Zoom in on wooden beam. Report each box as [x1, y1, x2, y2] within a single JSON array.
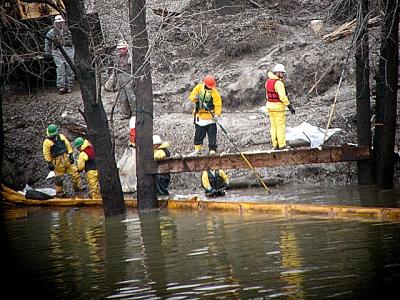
[[151, 146, 370, 174]]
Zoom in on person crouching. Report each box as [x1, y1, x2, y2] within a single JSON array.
[[201, 169, 230, 197]]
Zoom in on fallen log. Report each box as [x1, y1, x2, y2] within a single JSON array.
[[322, 16, 380, 42]]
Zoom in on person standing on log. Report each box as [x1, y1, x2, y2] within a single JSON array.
[[265, 63, 295, 150], [189, 75, 222, 156]]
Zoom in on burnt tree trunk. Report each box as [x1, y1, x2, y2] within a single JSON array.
[[374, 0, 399, 189], [129, 0, 157, 210], [64, 0, 126, 216], [0, 70, 4, 186], [0, 20, 6, 187], [355, 0, 374, 184], [374, 51, 385, 184]]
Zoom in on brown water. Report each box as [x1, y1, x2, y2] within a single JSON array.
[[2, 199, 400, 299]]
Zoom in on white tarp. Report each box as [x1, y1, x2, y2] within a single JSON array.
[[286, 122, 342, 148], [19, 184, 56, 196], [117, 146, 137, 192]]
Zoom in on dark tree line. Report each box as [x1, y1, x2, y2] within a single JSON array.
[[355, 0, 398, 189]]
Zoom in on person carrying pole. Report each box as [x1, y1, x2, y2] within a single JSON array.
[[201, 106, 271, 193], [265, 63, 295, 150], [189, 75, 222, 156], [73, 137, 101, 199], [42, 124, 82, 197], [201, 169, 230, 197]]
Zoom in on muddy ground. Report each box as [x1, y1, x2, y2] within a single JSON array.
[[2, 0, 399, 194]]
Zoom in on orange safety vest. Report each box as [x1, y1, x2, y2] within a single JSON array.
[[265, 79, 281, 102]]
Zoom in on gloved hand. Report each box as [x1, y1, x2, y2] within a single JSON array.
[[213, 115, 220, 122], [288, 104, 295, 115], [48, 162, 55, 171], [206, 187, 216, 194], [44, 52, 52, 59], [68, 153, 75, 164]]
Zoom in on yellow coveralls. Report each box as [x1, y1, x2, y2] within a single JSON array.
[[201, 169, 229, 191], [76, 139, 100, 199], [43, 133, 82, 195], [154, 142, 171, 195], [265, 71, 291, 149]]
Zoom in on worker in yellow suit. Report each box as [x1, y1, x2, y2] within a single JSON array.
[[153, 134, 171, 195], [201, 169, 230, 197], [42, 124, 82, 197], [189, 75, 222, 155], [74, 137, 101, 199], [265, 63, 295, 150]]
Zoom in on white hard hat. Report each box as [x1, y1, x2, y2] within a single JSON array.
[[54, 15, 65, 23], [117, 40, 128, 49], [153, 135, 162, 145], [273, 63, 287, 73]]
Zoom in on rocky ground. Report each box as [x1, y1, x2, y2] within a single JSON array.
[[2, 0, 399, 195]]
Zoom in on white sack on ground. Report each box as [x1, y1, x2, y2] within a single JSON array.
[[117, 146, 137, 192], [286, 122, 341, 148]]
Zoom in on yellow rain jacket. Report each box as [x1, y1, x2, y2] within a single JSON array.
[[201, 169, 229, 191], [77, 139, 100, 199], [265, 71, 290, 112], [154, 142, 170, 160], [42, 133, 81, 194], [189, 83, 222, 120], [42, 133, 73, 162]]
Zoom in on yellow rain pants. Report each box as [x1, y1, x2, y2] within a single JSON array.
[[54, 153, 82, 194], [86, 170, 100, 199], [268, 111, 287, 149]]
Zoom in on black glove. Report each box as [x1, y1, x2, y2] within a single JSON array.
[[48, 162, 55, 171], [288, 104, 295, 115], [68, 153, 75, 164]]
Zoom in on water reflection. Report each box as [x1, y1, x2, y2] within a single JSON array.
[[2, 207, 400, 299]]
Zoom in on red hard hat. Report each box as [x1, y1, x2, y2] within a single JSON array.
[[204, 75, 216, 88]]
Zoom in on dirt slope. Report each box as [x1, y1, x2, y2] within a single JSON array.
[[2, 0, 399, 194]]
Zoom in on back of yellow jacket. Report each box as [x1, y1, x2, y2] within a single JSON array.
[[42, 133, 73, 162]]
